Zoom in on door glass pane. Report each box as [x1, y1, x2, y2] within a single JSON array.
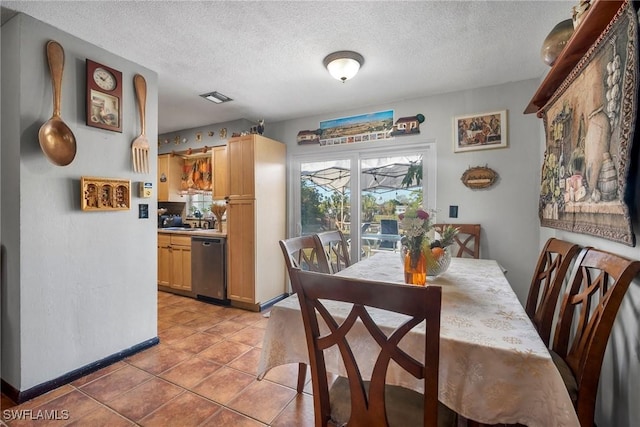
[[300, 159, 351, 236], [360, 155, 423, 259]]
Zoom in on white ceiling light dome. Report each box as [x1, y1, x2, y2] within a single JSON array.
[[323, 51, 365, 82]]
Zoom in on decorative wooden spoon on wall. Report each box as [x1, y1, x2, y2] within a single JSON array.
[[38, 40, 77, 166]]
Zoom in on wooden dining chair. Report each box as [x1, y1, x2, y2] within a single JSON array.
[[289, 268, 457, 427], [279, 235, 331, 393], [434, 224, 481, 258], [315, 230, 351, 273], [550, 248, 640, 427], [279, 235, 331, 276], [525, 238, 581, 346]]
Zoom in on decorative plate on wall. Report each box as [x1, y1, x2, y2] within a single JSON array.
[[461, 166, 498, 189]]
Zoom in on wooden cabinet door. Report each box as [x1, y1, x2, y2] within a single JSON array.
[[227, 199, 256, 303], [227, 135, 255, 199], [212, 145, 228, 199], [158, 154, 170, 201], [170, 244, 192, 291], [158, 154, 184, 202], [158, 246, 171, 287]]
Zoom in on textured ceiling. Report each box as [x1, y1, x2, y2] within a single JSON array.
[[1, 1, 574, 134]]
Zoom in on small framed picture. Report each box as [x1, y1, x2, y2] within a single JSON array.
[[454, 110, 507, 153]]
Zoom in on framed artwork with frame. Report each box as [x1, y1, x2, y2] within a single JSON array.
[[454, 110, 507, 153], [86, 59, 122, 132]]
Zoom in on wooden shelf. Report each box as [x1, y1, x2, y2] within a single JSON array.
[[524, 0, 625, 115]]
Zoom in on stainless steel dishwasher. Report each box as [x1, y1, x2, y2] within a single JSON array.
[[191, 237, 227, 304]]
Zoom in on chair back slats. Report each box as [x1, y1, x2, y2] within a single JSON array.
[[434, 224, 481, 258], [315, 230, 351, 273], [279, 236, 331, 278], [551, 247, 640, 427], [289, 268, 442, 427], [525, 238, 581, 346]]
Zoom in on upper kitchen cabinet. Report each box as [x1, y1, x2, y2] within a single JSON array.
[[227, 135, 256, 199], [158, 154, 183, 202], [212, 145, 228, 200]]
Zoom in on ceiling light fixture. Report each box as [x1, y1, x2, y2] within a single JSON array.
[[200, 91, 233, 104], [323, 50, 364, 82]]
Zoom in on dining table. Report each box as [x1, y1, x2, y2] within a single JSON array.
[[257, 251, 580, 427]]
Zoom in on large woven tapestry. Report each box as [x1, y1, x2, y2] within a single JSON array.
[[539, 1, 638, 246]]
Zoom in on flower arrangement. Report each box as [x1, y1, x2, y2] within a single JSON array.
[[398, 207, 459, 274]]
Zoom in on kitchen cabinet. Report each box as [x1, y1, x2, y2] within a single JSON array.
[[227, 135, 255, 199], [158, 233, 192, 293], [158, 154, 183, 202], [225, 135, 286, 310], [212, 145, 228, 199]]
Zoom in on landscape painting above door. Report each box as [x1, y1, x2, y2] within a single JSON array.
[[539, 1, 637, 246]]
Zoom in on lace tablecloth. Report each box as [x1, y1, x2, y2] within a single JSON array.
[[257, 252, 579, 426]]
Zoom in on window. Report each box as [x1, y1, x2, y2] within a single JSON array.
[[291, 140, 436, 261]]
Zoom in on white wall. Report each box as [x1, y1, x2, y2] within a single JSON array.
[[1, 14, 158, 391], [270, 79, 543, 302]]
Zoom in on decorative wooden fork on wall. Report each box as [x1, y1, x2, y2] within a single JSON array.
[[131, 74, 149, 173]]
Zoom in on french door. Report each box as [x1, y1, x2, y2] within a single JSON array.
[[291, 141, 435, 261]]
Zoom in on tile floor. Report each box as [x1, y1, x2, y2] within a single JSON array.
[[1, 291, 315, 426]]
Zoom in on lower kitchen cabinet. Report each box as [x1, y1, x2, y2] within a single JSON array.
[[158, 233, 192, 293]]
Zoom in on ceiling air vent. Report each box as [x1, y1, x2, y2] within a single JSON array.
[[200, 91, 233, 104]]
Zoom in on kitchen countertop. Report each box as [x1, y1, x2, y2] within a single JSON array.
[[158, 229, 227, 238]]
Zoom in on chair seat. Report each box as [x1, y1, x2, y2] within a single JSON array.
[[329, 376, 457, 427], [550, 350, 578, 404]]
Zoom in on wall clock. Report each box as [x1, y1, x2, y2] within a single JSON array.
[[86, 59, 122, 132]]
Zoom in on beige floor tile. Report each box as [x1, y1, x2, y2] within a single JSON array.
[[226, 348, 262, 375], [79, 365, 153, 403], [226, 379, 297, 424], [138, 391, 220, 427], [203, 320, 247, 338], [125, 346, 192, 375], [190, 367, 255, 405], [228, 326, 266, 348], [270, 392, 316, 427], [263, 363, 309, 390], [159, 357, 223, 389], [203, 407, 267, 426], [197, 339, 252, 365], [106, 378, 184, 421], [167, 332, 223, 354], [65, 405, 134, 427]]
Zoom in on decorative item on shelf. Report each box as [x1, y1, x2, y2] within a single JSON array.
[[398, 207, 459, 285], [81, 177, 130, 211], [461, 165, 499, 189], [210, 203, 226, 232], [390, 114, 424, 136], [201, 145, 209, 154], [257, 119, 265, 135], [541, 19, 574, 66], [572, 0, 591, 29], [231, 132, 241, 138]]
